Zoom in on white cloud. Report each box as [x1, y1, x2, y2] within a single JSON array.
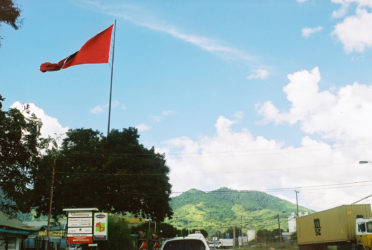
[[161, 114, 372, 211], [247, 69, 269, 80], [331, 0, 372, 18], [333, 8, 372, 52], [297, 0, 308, 3], [91, 105, 104, 114], [302, 26, 323, 38], [257, 67, 372, 143], [331, 1, 372, 52], [136, 123, 151, 132], [82, 0, 264, 68], [90, 100, 123, 114], [160, 67, 372, 211], [11, 102, 68, 146]]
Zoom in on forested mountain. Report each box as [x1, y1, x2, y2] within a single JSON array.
[[167, 188, 312, 235]]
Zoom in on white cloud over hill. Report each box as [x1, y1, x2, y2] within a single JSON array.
[[162, 67, 372, 211]]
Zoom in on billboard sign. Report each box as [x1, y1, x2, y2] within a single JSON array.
[[66, 210, 94, 244], [94, 212, 108, 240]]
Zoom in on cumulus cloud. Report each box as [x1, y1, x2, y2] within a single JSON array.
[[161, 114, 372, 211], [302, 26, 323, 38], [247, 69, 269, 80], [11, 102, 68, 145], [257, 67, 372, 143], [161, 67, 372, 211], [332, 1, 372, 52]]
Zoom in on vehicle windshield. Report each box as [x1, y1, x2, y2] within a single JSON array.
[[163, 239, 206, 250], [367, 221, 372, 233]]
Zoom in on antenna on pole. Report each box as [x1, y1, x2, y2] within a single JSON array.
[[107, 20, 116, 136]]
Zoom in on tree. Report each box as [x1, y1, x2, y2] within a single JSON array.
[[0, 95, 44, 215], [31, 128, 173, 221], [257, 229, 273, 242], [99, 215, 134, 250], [0, 0, 21, 46]]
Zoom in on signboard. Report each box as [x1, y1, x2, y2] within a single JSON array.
[[68, 217, 93, 227], [38, 231, 66, 237], [94, 212, 108, 240], [67, 236, 93, 244], [68, 212, 92, 218], [66, 210, 95, 244], [68, 228, 93, 234]]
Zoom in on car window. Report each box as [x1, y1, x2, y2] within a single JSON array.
[[367, 221, 372, 233], [163, 239, 206, 250], [358, 223, 366, 233]]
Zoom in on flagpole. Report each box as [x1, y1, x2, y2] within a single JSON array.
[[107, 19, 116, 136]]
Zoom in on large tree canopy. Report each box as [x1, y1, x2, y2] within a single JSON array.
[[0, 0, 21, 46], [0, 96, 172, 221], [32, 128, 173, 221], [0, 95, 43, 214]]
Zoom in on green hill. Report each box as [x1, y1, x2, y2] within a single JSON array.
[[167, 187, 312, 235]]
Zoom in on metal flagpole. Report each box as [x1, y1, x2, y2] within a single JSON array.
[[107, 20, 117, 136]]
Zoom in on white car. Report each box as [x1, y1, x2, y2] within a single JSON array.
[[161, 233, 210, 250]]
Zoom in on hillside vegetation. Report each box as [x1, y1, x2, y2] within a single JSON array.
[[167, 187, 312, 235]]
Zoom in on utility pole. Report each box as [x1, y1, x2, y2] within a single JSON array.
[[46, 154, 56, 250], [295, 190, 299, 217], [277, 214, 281, 242], [233, 226, 236, 247], [240, 216, 243, 248]]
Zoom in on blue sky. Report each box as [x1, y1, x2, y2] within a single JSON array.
[[2, 0, 372, 211]]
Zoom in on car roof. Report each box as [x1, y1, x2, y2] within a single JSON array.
[[161, 234, 210, 250]]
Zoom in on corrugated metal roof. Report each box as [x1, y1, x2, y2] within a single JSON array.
[[0, 211, 36, 232]]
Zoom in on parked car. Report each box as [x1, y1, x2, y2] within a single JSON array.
[[208, 240, 221, 249], [161, 233, 210, 250]]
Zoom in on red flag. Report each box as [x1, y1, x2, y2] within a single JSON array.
[[40, 25, 113, 72]]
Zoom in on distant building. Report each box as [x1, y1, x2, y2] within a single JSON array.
[[247, 230, 255, 242], [288, 211, 308, 233], [0, 211, 37, 249]]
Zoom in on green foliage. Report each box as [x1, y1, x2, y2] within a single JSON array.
[[99, 215, 134, 250], [0, 95, 45, 215], [256, 229, 273, 241], [32, 128, 172, 221], [0, 0, 21, 45], [168, 187, 312, 235]]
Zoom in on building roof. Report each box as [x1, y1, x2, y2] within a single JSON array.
[[0, 211, 36, 232]]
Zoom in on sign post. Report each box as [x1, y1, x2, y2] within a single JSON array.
[[63, 208, 98, 245]]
